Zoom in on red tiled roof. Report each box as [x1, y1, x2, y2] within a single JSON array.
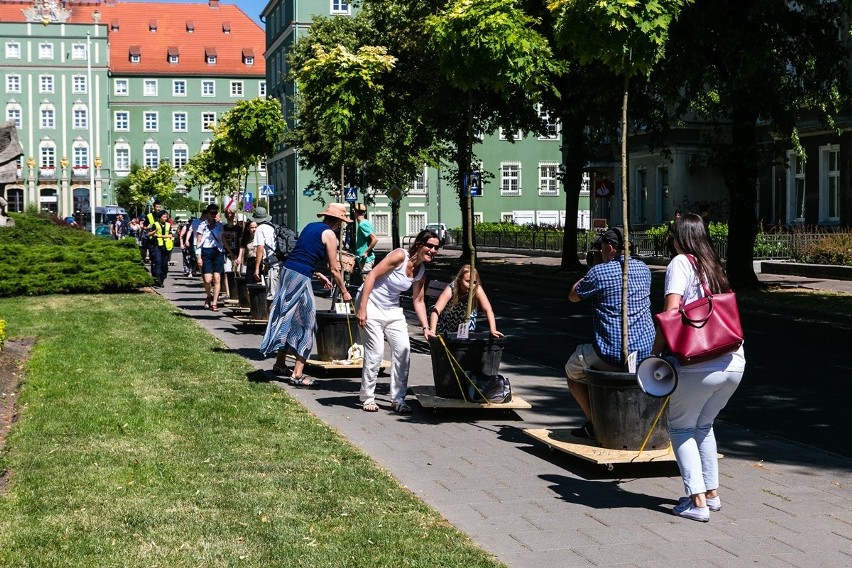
[[0, 1, 265, 77]]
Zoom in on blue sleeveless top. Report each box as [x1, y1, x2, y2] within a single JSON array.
[[284, 221, 328, 277]]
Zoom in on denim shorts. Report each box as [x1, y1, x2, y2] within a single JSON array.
[[201, 247, 225, 275]]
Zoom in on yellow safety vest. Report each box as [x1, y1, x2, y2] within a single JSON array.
[[154, 222, 173, 251]]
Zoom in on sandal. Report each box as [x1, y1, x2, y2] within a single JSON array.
[[394, 401, 412, 414], [289, 375, 317, 388], [210, 304, 218, 312], [203, 295, 212, 309], [271, 364, 293, 377], [362, 402, 380, 412]]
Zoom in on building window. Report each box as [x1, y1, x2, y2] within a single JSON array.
[[820, 144, 840, 222], [144, 111, 159, 132], [131, 53, 141, 63], [40, 145, 56, 168], [114, 111, 129, 131], [6, 75, 21, 93], [538, 163, 559, 196], [5, 42, 21, 59], [41, 107, 55, 129], [39, 43, 54, 59], [245, 55, 254, 65], [173, 112, 187, 132], [144, 146, 159, 169], [6, 106, 22, 128], [206, 48, 217, 65], [173, 146, 189, 169], [39, 75, 54, 94], [73, 145, 89, 167], [499, 128, 522, 141], [72, 43, 87, 60], [537, 104, 559, 140], [202, 80, 215, 97], [72, 75, 87, 94], [115, 147, 130, 171], [201, 112, 216, 130], [500, 162, 521, 195], [501, 213, 514, 223], [409, 165, 427, 194], [787, 150, 806, 223], [73, 107, 88, 129], [259, 81, 266, 97], [173, 80, 186, 96], [230, 81, 243, 97], [115, 80, 128, 96], [144, 79, 158, 96], [331, 0, 351, 15]]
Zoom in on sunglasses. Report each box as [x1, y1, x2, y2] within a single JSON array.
[[422, 242, 440, 251]]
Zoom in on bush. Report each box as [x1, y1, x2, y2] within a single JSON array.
[[798, 232, 852, 266], [0, 213, 153, 296], [0, 319, 5, 351]]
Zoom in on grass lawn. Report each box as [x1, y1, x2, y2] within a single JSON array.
[[0, 292, 503, 568]]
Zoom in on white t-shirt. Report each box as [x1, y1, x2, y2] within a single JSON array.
[[252, 223, 278, 265], [664, 254, 745, 373]]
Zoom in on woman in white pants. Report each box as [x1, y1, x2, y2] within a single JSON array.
[[652, 213, 745, 522], [356, 229, 440, 413]]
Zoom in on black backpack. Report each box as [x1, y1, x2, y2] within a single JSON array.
[[263, 222, 298, 262]]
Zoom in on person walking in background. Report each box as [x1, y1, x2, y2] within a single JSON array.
[[353, 203, 378, 282], [652, 213, 745, 522], [250, 207, 279, 312], [426, 264, 502, 338], [564, 227, 655, 440], [356, 229, 439, 414], [236, 220, 258, 276], [110, 214, 127, 240], [222, 209, 242, 298], [150, 210, 174, 287], [128, 216, 145, 261], [260, 204, 351, 387], [196, 204, 225, 312], [142, 201, 164, 265]]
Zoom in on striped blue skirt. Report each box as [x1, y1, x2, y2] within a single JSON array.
[[259, 268, 315, 359]]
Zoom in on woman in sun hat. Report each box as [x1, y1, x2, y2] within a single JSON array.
[[260, 203, 352, 387]]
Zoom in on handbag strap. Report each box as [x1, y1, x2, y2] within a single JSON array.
[[685, 254, 713, 299]]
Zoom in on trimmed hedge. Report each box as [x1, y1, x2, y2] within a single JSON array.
[[0, 213, 153, 297]]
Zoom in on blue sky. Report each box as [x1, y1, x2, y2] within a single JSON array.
[[142, 0, 266, 28]]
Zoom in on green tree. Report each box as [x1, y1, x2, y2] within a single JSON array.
[[114, 162, 177, 214], [649, 0, 852, 289], [218, 97, 285, 195]]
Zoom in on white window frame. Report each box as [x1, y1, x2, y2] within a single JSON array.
[[173, 145, 189, 169], [259, 81, 266, 97], [501, 212, 514, 223], [72, 143, 89, 168], [537, 104, 560, 140], [538, 162, 559, 196], [39, 42, 54, 60], [201, 112, 217, 131], [787, 150, 806, 223], [244, 55, 254, 65], [40, 143, 56, 169], [39, 75, 54, 94], [173, 80, 186, 96], [207, 54, 217, 65], [114, 79, 129, 96], [169, 54, 179, 64], [406, 212, 427, 236], [230, 81, 244, 97], [6, 104, 22, 128], [114, 111, 129, 132], [499, 127, 522, 141], [143, 79, 158, 96], [40, 106, 55, 129], [130, 53, 141, 64], [819, 144, 840, 223], [409, 165, 428, 195], [5, 42, 21, 59], [173, 112, 188, 132], [6, 74, 21, 94], [72, 75, 87, 94], [472, 212, 483, 224], [144, 144, 160, 169], [500, 162, 522, 196], [143, 111, 159, 132], [114, 145, 131, 172], [72, 43, 87, 60], [331, 0, 351, 15], [72, 106, 88, 129], [202, 80, 215, 97], [371, 212, 390, 236]]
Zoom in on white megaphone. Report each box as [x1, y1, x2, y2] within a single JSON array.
[[636, 356, 678, 398]]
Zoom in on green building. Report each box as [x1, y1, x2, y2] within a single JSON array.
[[261, 0, 591, 236]]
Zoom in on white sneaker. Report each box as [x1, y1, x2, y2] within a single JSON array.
[[673, 499, 710, 522], [678, 495, 721, 512]]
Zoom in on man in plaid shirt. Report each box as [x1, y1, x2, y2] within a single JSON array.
[[565, 227, 654, 439]]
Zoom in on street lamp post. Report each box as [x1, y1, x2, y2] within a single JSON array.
[[87, 31, 96, 234]]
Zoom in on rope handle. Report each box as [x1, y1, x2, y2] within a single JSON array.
[[635, 396, 670, 458], [436, 335, 488, 403]]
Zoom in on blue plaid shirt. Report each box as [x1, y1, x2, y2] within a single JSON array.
[[574, 256, 654, 367]]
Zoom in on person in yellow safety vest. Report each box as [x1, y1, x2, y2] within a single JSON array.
[[141, 201, 164, 265], [149, 210, 173, 288]]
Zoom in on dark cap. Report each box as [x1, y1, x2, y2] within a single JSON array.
[[601, 227, 624, 250]]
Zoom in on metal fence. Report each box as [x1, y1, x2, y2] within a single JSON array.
[[447, 229, 836, 261]]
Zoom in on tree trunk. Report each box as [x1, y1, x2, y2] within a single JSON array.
[[560, 113, 586, 271], [620, 71, 630, 365]]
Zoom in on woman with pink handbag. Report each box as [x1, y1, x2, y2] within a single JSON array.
[[651, 213, 746, 522]]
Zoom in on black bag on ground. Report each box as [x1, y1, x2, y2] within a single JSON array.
[[466, 375, 512, 404]]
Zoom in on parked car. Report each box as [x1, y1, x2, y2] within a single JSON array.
[[425, 223, 448, 244]]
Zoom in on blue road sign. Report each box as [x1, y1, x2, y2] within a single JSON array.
[[260, 184, 275, 196], [243, 192, 253, 212], [303, 188, 315, 197], [344, 186, 358, 203]]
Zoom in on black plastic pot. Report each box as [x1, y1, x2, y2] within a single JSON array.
[[315, 310, 359, 361], [427, 333, 507, 399], [246, 283, 268, 320], [226, 271, 238, 301], [234, 276, 250, 309], [586, 369, 670, 450]]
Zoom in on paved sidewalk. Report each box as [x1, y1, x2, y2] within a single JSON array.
[[159, 269, 852, 568]]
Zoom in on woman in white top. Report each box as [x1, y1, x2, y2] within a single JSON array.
[[356, 229, 440, 413], [652, 213, 746, 522]]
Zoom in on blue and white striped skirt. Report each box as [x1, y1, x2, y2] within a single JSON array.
[[259, 268, 315, 359]]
